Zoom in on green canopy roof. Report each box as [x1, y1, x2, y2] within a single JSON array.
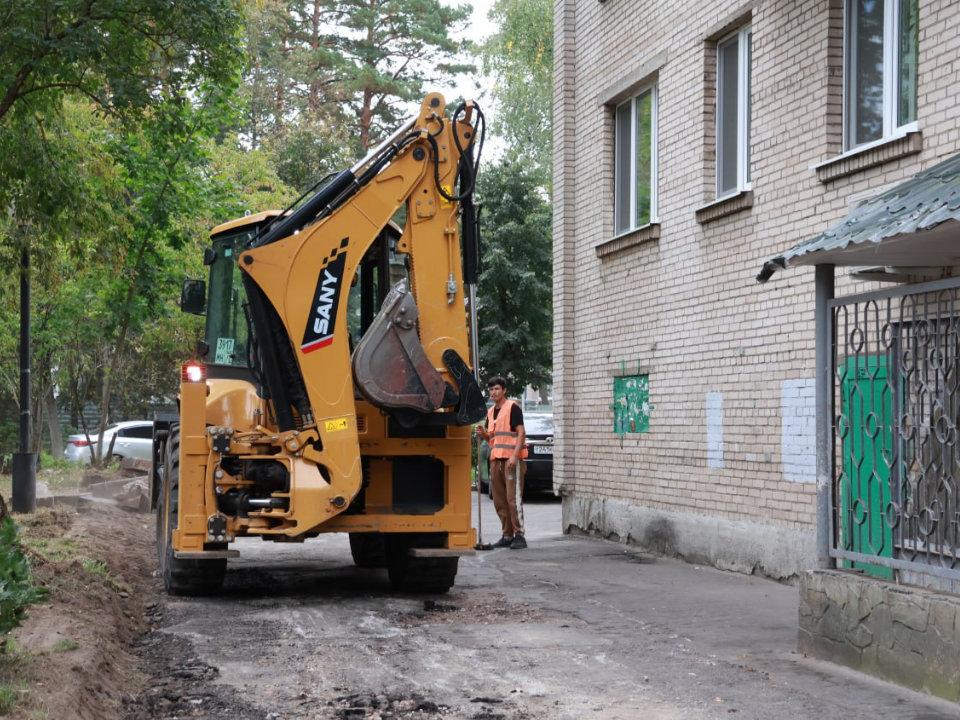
[[758, 152, 960, 283]]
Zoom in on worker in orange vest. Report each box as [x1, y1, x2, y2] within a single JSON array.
[[475, 376, 528, 549]]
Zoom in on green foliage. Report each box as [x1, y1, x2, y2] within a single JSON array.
[[478, 0, 553, 192], [265, 119, 355, 193], [0, 0, 244, 125], [0, 518, 48, 641], [0, 399, 16, 467], [206, 136, 299, 218], [0, 0, 247, 461], [476, 159, 552, 392], [37, 453, 70, 473]]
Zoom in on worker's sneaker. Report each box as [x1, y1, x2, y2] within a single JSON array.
[[492, 536, 513, 548], [509, 535, 527, 550]]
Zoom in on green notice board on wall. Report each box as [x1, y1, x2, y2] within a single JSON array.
[[613, 375, 650, 434]]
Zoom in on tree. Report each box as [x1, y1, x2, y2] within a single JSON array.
[[0, 0, 243, 126], [0, 1, 245, 465], [335, 0, 474, 148], [239, 0, 352, 150], [263, 116, 355, 192], [0, 99, 128, 459], [478, 0, 553, 192], [476, 159, 552, 392]]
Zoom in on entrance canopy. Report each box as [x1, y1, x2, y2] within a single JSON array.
[[757, 152, 960, 283]]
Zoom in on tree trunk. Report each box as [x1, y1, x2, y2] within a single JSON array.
[[276, 33, 288, 124], [359, 2, 376, 150], [44, 378, 63, 458], [309, 0, 322, 111], [32, 384, 44, 456], [360, 88, 373, 150]]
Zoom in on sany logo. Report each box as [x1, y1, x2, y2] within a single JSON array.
[[301, 241, 348, 354]]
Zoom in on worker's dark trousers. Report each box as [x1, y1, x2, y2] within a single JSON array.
[[490, 458, 525, 538]]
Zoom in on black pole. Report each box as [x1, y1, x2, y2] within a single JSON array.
[[13, 246, 36, 513]]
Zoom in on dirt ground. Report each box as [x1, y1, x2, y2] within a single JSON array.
[[10, 500, 157, 719], [9, 492, 559, 720], [7, 488, 960, 720]]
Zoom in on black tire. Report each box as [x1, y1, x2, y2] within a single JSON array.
[[157, 425, 226, 595], [384, 533, 459, 593], [349, 532, 387, 568]]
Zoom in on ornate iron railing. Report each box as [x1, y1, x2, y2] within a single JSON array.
[[831, 277, 960, 583]]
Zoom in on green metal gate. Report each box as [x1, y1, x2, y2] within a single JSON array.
[[840, 355, 894, 579]]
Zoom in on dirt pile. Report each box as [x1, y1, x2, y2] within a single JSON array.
[[11, 501, 159, 719]]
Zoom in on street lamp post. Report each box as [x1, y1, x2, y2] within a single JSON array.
[[13, 246, 36, 513]]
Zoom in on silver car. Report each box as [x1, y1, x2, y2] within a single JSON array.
[[63, 421, 154, 464]]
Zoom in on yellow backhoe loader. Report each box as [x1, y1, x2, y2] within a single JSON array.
[[151, 93, 487, 594]]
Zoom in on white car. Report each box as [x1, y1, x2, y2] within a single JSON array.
[[64, 421, 154, 464]]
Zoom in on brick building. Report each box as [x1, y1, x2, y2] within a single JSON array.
[[552, 0, 959, 579]]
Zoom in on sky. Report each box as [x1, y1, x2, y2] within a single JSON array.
[[435, 0, 498, 108]]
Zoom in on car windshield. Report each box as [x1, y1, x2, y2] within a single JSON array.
[[524, 414, 554, 435]]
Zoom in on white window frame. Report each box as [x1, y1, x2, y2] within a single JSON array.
[[843, 0, 918, 151], [613, 86, 658, 236], [716, 25, 752, 200]]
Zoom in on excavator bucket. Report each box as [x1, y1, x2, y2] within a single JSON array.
[[351, 280, 453, 413]]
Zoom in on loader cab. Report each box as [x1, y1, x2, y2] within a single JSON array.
[[202, 211, 283, 377]]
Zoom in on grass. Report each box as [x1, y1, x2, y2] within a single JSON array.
[[52, 639, 79, 653], [81, 558, 127, 594], [0, 682, 19, 715], [0, 643, 36, 717], [81, 558, 108, 576], [0, 454, 86, 502], [15, 509, 128, 598]]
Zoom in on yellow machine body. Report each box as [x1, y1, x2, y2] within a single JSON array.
[[155, 94, 485, 594]]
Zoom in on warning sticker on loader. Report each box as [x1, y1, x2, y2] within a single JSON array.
[[325, 417, 349, 433]]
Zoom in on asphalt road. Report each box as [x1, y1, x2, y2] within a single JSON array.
[[150, 492, 960, 719]]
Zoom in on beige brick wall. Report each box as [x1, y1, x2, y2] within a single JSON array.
[[553, 0, 960, 542]]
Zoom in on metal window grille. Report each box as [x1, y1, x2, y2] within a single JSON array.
[[831, 277, 960, 584]]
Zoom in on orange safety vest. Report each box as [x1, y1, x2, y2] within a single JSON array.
[[487, 400, 528, 460]]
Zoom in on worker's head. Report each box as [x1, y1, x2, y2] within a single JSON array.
[[486, 376, 507, 403], [486, 376, 507, 391]]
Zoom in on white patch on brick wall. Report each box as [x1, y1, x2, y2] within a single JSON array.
[[707, 392, 723, 469], [781, 379, 816, 483]]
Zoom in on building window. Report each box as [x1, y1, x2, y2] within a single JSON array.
[[717, 26, 751, 199], [844, 0, 919, 150], [614, 87, 657, 235]]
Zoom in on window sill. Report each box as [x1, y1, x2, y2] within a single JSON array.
[[695, 190, 753, 224], [813, 130, 922, 183], [594, 223, 660, 258]]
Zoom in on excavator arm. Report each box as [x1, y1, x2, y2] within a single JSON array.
[[233, 93, 486, 533]]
